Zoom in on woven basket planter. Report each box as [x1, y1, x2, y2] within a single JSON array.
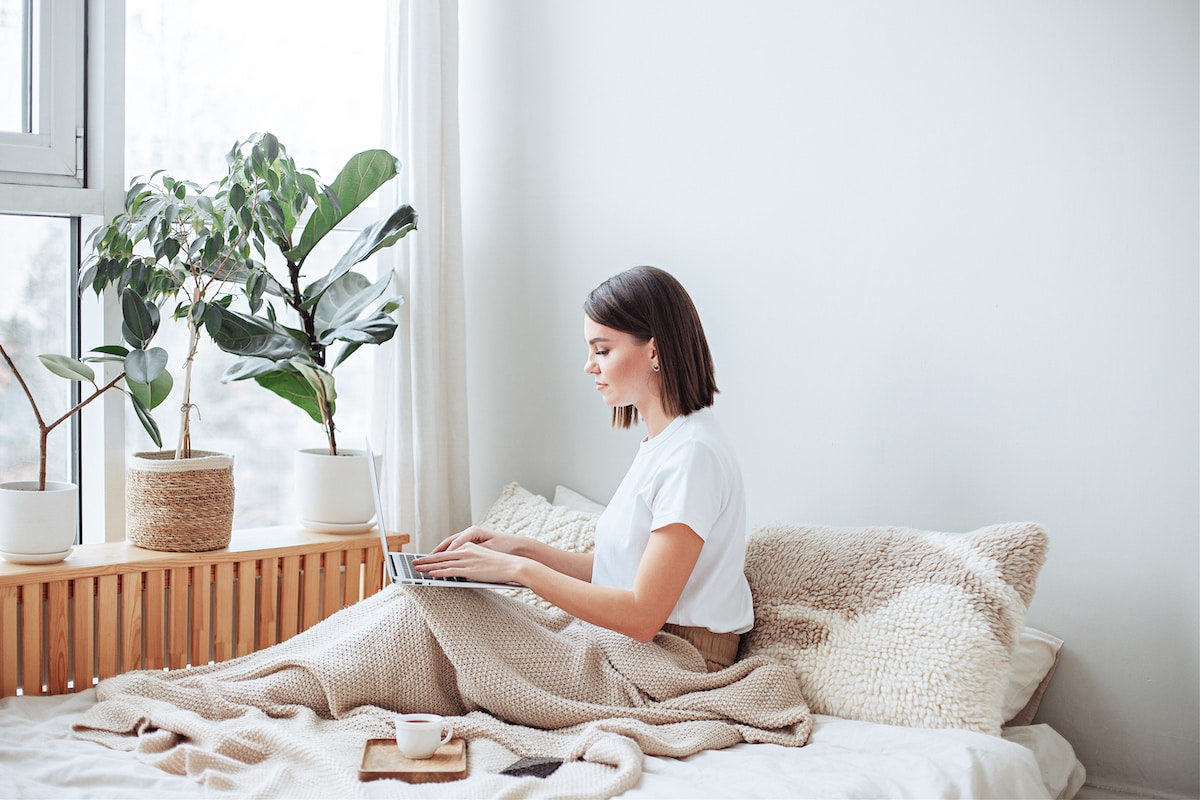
[[126, 450, 234, 552]]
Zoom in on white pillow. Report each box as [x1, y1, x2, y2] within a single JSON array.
[[552, 484, 607, 516], [1002, 626, 1064, 725]]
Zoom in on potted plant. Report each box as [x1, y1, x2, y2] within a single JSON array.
[[0, 290, 168, 563], [80, 170, 253, 551], [203, 133, 417, 531]]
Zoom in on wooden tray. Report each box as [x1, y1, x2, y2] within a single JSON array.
[[359, 737, 467, 783]]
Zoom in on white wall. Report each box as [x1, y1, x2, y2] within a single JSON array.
[[459, 2, 1199, 796]]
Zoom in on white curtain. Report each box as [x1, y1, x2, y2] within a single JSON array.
[[375, 0, 471, 551]]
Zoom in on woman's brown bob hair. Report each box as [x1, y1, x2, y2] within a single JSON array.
[[584, 265, 718, 429]]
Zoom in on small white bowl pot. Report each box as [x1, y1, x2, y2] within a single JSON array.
[[0, 480, 78, 564]]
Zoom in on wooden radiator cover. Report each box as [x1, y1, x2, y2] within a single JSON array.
[[0, 528, 407, 697]]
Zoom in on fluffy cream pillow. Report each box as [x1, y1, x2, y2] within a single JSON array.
[[477, 483, 597, 611], [738, 522, 1048, 735]]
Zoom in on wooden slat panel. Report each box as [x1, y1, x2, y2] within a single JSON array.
[[279, 555, 300, 641], [322, 550, 342, 622], [236, 559, 256, 658], [22, 582, 43, 695], [143, 570, 165, 670], [46, 580, 69, 694], [72, 577, 94, 692], [0, 584, 18, 696], [168, 567, 189, 670], [191, 564, 211, 667], [120, 573, 143, 673], [213, 563, 234, 663], [96, 575, 118, 680], [343, 548, 363, 607], [0, 528, 409, 697], [301, 554, 321, 631], [257, 556, 278, 649]]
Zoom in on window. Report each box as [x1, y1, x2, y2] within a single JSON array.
[[123, 1, 388, 527], [0, 1, 390, 539], [0, 0, 91, 539], [0, 0, 84, 186], [0, 214, 75, 487]]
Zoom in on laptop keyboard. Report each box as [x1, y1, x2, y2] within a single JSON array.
[[394, 552, 470, 583]]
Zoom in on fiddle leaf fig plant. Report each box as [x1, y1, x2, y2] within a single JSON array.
[[81, 170, 256, 458], [0, 288, 168, 490], [206, 133, 417, 456]]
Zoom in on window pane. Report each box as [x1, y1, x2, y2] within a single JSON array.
[[0, 214, 73, 486], [0, 0, 28, 132], [124, 1, 387, 528]]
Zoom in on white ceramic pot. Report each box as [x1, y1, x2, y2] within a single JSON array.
[[294, 448, 381, 533], [0, 480, 78, 564]]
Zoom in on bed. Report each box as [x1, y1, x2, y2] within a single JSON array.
[[0, 484, 1086, 799]]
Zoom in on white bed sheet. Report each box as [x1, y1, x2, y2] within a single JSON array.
[[0, 690, 1084, 799]]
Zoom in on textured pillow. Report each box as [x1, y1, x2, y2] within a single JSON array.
[[1003, 626, 1063, 726], [738, 522, 1048, 735], [477, 483, 597, 611], [552, 484, 608, 516]]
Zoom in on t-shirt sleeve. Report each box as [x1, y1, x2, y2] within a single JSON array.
[[643, 441, 727, 541]]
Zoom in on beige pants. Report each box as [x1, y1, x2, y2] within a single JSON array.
[[661, 623, 741, 672]]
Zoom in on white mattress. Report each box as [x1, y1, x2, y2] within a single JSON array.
[[0, 690, 1085, 799]]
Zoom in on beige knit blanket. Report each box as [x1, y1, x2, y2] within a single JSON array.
[[73, 586, 811, 798]]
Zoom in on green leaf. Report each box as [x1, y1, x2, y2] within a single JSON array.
[[126, 367, 173, 410], [318, 310, 398, 347], [253, 367, 330, 425], [314, 271, 374, 335], [229, 181, 247, 210], [38, 354, 95, 384], [289, 151, 402, 265], [206, 304, 308, 360], [220, 355, 281, 382], [328, 341, 364, 371], [120, 288, 158, 347], [303, 205, 416, 305], [129, 392, 163, 448], [90, 344, 130, 357], [125, 346, 168, 384]]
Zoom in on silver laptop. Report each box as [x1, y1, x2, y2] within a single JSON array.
[[366, 439, 514, 589]]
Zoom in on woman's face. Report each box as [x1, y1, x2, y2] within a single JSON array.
[[583, 315, 658, 411]]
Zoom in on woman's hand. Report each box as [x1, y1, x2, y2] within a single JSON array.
[[426, 525, 520, 556], [412, 540, 524, 585]]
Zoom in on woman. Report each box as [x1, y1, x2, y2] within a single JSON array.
[[415, 265, 753, 671], [73, 266, 810, 795]]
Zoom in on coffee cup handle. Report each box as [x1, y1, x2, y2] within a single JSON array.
[[440, 722, 454, 745]]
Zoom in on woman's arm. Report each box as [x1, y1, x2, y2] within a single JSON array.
[[415, 523, 703, 642]]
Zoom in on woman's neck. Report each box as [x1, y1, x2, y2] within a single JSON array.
[[640, 403, 676, 440]]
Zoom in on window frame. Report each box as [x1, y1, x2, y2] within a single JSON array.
[[0, 0, 128, 543], [0, 0, 84, 185]]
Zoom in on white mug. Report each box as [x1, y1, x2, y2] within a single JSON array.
[[395, 713, 454, 759]]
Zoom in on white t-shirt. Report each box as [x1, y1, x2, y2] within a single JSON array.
[[591, 407, 754, 634]]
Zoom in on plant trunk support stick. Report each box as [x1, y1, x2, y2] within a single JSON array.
[[175, 310, 201, 460]]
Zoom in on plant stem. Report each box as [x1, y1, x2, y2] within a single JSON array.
[[0, 342, 124, 490]]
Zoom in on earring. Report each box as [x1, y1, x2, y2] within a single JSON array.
[[652, 362, 660, 372]]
